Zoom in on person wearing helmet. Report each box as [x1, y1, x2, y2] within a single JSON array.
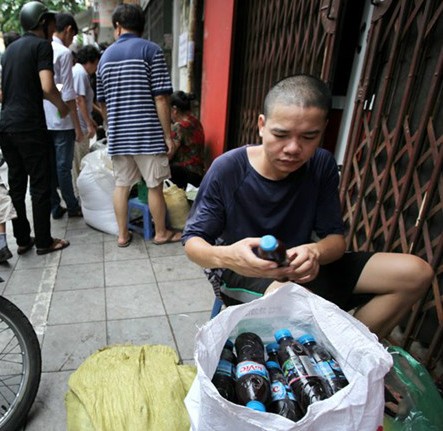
[[0, 1, 71, 256], [19, 0, 57, 38]]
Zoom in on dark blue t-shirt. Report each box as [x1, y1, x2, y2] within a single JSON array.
[[96, 33, 173, 156], [182, 145, 345, 247]]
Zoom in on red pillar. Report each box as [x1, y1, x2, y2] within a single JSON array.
[[200, 0, 235, 163]]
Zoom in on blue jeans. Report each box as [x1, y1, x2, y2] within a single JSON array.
[[50, 130, 79, 214]]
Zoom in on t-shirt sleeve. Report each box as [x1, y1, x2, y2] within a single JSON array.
[[73, 68, 88, 97], [182, 157, 229, 245], [313, 152, 345, 238], [150, 49, 173, 97], [37, 40, 54, 73], [95, 71, 104, 103], [59, 50, 77, 101]]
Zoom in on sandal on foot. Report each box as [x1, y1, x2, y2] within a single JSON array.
[[17, 237, 35, 255], [152, 231, 182, 245], [117, 232, 133, 248], [36, 238, 70, 255]]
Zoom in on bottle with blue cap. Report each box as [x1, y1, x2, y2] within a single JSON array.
[[234, 332, 271, 412], [265, 360, 304, 421], [297, 334, 348, 394], [274, 328, 331, 414], [212, 339, 237, 402], [266, 342, 281, 363], [257, 235, 289, 267]]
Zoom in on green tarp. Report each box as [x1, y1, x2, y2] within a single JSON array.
[[66, 344, 196, 431]]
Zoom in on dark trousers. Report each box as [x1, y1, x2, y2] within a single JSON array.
[[0, 131, 53, 249]]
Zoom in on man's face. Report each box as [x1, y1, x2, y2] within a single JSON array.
[[257, 104, 328, 180], [84, 58, 99, 76], [45, 19, 57, 40], [64, 26, 76, 47]]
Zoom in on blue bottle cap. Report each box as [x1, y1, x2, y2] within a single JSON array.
[[266, 342, 280, 354], [260, 235, 278, 252], [297, 334, 315, 345], [274, 328, 293, 343], [265, 360, 280, 369], [246, 400, 266, 412]]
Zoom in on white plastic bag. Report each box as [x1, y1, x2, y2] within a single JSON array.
[[185, 283, 393, 431], [77, 148, 118, 235]]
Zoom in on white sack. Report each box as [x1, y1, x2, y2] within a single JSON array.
[[185, 283, 393, 431], [77, 149, 118, 235]]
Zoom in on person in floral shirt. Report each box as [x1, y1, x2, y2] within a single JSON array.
[[170, 91, 205, 188]]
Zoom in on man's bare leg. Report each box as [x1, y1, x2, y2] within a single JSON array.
[[148, 183, 181, 243], [351, 253, 433, 338], [264, 252, 434, 339], [113, 185, 131, 245], [265, 281, 288, 296]]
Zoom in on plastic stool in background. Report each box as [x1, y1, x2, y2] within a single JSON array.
[[210, 297, 223, 319], [127, 197, 153, 240]]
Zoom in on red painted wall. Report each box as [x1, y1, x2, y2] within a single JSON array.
[[200, 0, 235, 164]]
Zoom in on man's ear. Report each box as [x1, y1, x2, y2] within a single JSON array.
[[114, 23, 122, 37], [258, 114, 265, 137]]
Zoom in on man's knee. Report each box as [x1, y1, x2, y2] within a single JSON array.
[[401, 254, 434, 297]]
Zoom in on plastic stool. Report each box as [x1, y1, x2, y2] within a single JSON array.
[[210, 297, 224, 319], [127, 197, 153, 240]]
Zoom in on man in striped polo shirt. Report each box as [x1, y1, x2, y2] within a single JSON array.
[[96, 3, 181, 247]]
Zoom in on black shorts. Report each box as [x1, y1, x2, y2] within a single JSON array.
[[220, 251, 375, 311]]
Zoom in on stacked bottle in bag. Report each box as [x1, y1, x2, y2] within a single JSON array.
[[234, 332, 271, 412], [211, 340, 237, 403], [211, 329, 348, 421], [266, 343, 303, 421], [297, 334, 348, 394], [274, 329, 332, 414]]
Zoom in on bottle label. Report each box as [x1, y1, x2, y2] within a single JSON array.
[[329, 359, 346, 379], [270, 380, 287, 401], [281, 355, 307, 386], [236, 361, 269, 380], [215, 359, 235, 378], [270, 381, 296, 402], [315, 360, 335, 380], [287, 387, 296, 401]]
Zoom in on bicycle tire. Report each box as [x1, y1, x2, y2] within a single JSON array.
[[0, 296, 41, 431]]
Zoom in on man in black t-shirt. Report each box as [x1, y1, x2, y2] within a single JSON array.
[[0, 1, 70, 255], [183, 75, 434, 339]]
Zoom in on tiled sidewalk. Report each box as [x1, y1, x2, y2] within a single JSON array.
[[0, 215, 214, 430]]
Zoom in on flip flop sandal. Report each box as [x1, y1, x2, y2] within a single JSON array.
[[152, 231, 182, 245], [117, 232, 133, 248], [36, 238, 70, 255]]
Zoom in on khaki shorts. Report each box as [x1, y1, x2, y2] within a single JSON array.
[[112, 154, 170, 188]]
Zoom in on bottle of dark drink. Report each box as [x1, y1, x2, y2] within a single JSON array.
[[297, 334, 348, 394], [274, 328, 331, 414], [257, 235, 289, 267], [212, 339, 237, 402], [235, 332, 271, 412], [266, 360, 304, 421], [266, 342, 281, 363]]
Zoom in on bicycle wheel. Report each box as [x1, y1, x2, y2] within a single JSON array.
[[0, 296, 41, 431]]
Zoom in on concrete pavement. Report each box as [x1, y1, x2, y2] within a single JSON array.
[[0, 212, 214, 430]]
